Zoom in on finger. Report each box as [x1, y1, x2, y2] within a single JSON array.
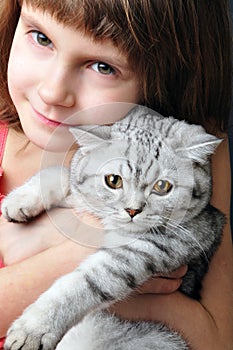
[[157, 265, 188, 279], [74, 211, 103, 229], [136, 276, 183, 295]]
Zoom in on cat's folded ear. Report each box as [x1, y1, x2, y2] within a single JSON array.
[[69, 125, 111, 154], [175, 125, 222, 164]]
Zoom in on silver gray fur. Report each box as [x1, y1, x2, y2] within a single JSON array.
[[2, 106, 225, 350]]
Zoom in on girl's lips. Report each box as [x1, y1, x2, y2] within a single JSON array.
[[32, 107, 64, 128]]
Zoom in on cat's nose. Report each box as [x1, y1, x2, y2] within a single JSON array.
[[125, 208, 142, 218]]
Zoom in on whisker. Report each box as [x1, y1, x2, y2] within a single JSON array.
[[159, 216, 209, 263]]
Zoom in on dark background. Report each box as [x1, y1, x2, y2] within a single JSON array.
[[229, 0, 233, 235]]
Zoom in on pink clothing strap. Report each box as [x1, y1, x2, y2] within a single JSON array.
[[0, 126, 7, 347], [0, 338, 5, 349], [0, 125, 8, 205], [0, 125, 8, 174]]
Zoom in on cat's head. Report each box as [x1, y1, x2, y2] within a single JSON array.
[[69, 106, 221, 235]]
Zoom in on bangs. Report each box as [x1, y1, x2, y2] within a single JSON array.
[[21, 0, 135, 54]]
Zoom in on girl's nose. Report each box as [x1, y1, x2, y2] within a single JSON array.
[[38, 68, 75, 108]]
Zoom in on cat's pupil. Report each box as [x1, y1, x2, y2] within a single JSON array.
[[158, 180, 166, 189], [153, 179, 173, 195], [105, 174, 123, 189]]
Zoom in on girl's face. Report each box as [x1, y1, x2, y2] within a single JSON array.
[[7, 4, 141, 151]]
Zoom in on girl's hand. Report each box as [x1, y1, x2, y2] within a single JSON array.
[[0, 208, 103, 266], [137, 265, 188, 294], [0, 202, 186, 296], [0, 210, 67, 265], [109, 225, 233, 350]]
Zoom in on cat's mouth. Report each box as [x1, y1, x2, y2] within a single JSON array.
[[116, 218, 149, 233], [102, 210, 153, 233]]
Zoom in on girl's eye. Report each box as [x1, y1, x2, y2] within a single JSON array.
[[153, 180, 173, 196], [31, 31, 52, 47], [91, 62, 116, 75], [105, 174, 123, 189]]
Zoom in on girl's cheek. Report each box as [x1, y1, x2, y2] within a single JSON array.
[[8, 44, 41, 96], [8, 40, 28, 80], [8, 28, 38, 83], [8, 57, 26, 101], [8, 56, 26, 81]]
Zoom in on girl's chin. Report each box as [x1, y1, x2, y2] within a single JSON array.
[[24, 125, 75, 153]]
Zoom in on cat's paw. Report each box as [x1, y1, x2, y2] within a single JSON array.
[[4, 329, 58, 350], [4, 308, 61, 350], [1, 190, 44, 222]]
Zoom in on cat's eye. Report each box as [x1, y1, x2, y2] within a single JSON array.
[[105, 174, 123, 189], [153, 180, 173, 195]]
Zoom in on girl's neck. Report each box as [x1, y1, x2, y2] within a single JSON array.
[[1, 129, 74, 194]]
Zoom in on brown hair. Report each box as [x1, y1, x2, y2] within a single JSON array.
[[0, 0, 232, 132]]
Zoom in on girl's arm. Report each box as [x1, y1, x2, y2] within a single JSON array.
[[0, 238, 95, 337], [112, 137, 233, 350]]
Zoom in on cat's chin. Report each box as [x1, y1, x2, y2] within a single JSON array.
[[103, 219, 150, 235]]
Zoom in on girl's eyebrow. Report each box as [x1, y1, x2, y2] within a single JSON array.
[[20, 11, 45, 32]]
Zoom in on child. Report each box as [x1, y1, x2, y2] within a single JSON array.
[[0, 1, 232, 349]]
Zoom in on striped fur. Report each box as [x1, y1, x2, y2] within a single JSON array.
[[3, 106, 225, 350]]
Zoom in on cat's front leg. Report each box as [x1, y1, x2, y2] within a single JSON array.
[[4, 271, 81, 350], [5, 266, 109, 350], [4, 245, 153, 350], [4, 292, 64, 350], [1, 166, 70, 222]]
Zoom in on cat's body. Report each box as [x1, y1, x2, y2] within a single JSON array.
[[2, 106, 225, 350]]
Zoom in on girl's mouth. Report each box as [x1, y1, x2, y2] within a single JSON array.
[[32, 107, 63, 128]]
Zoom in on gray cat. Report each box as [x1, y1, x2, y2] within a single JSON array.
[[2, 106, 225, 350]]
